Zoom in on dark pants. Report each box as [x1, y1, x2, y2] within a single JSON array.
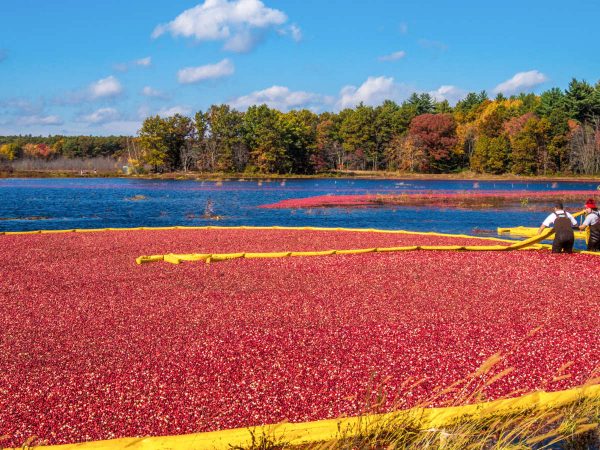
[[587, 238, 600, 251], [552, 236, 574, 253]]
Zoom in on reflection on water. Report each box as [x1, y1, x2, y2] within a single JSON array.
[[0, 178, 597, 245]]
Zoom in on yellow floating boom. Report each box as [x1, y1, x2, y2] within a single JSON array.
[[135, 229, 555, 265], [12, 384, 600, 450], [498, 226, 588, 241], [136, 210, 600, 265]]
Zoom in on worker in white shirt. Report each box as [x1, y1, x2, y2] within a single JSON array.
[[538, 202, 577, 253], [579, 198, 600, 251]]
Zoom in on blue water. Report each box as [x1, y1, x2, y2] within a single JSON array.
[[0, 178, 597, 241]]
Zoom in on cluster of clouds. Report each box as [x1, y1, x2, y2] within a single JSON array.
[[1, 0, 306, 134], [0, 0, 554, 135], [229, 85, 332, 111], [16, 114, 63, 127], [152, 0, 301, 53], [225, 70, 547, 113], [80, 68, 549, 114], [0, 97, 63, 127], [1, 67, 551, 135]]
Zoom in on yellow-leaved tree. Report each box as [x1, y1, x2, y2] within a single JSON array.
[[0, 143, 19, 161]]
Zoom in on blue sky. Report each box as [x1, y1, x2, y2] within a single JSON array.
[[0, 0, 598, 136]]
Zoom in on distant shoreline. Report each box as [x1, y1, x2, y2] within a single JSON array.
[[2, 169, 600, 183]]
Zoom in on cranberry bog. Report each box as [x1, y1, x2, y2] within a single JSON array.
[[1, 227, 600, 447], [260, 190, 600, 210]]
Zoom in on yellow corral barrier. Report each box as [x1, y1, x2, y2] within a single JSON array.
[[135, 228, 557, 265], [3, 218, 597, 263], [16, 384, 600, 450], [135, 210, 600, 265], [498, 226, 588, 241], [0, 225, 516, 241]]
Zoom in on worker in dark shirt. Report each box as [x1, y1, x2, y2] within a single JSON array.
[[538, 202, 577, 254]]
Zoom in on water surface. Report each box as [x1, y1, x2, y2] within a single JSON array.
[[1, 178, 597, 242]]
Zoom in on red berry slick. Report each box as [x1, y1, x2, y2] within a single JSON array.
[[1, 228, 598, 446]]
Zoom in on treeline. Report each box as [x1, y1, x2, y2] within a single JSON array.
[[0, 136, 129, 161], [2, 78, 600, 176], [135, 78, 600, 175]]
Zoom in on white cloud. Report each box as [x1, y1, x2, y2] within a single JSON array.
[[289, 24, 302, 42], [277, 24, 302, 42], [337, 76, 412, 109], [53, 76, 124, 105], [493, 70, 548, 95], [1, 99, 64, 128], [222, 29, 260, 52], [229, 85, 330, 111], [429, 85, 467, 105], [378, 50, 406, 62], [80, 108, 120, 124], [135, 57, 152, 67], [157, 105, 192, 117], [152, 0, 291, 52], [16, 115, 63, 126], [89, 76, 123, 99], [136, 104, 192, 119], [141, 86, 168, 99], [115, 57, 152, 72], [177, 59, 234, 84]]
